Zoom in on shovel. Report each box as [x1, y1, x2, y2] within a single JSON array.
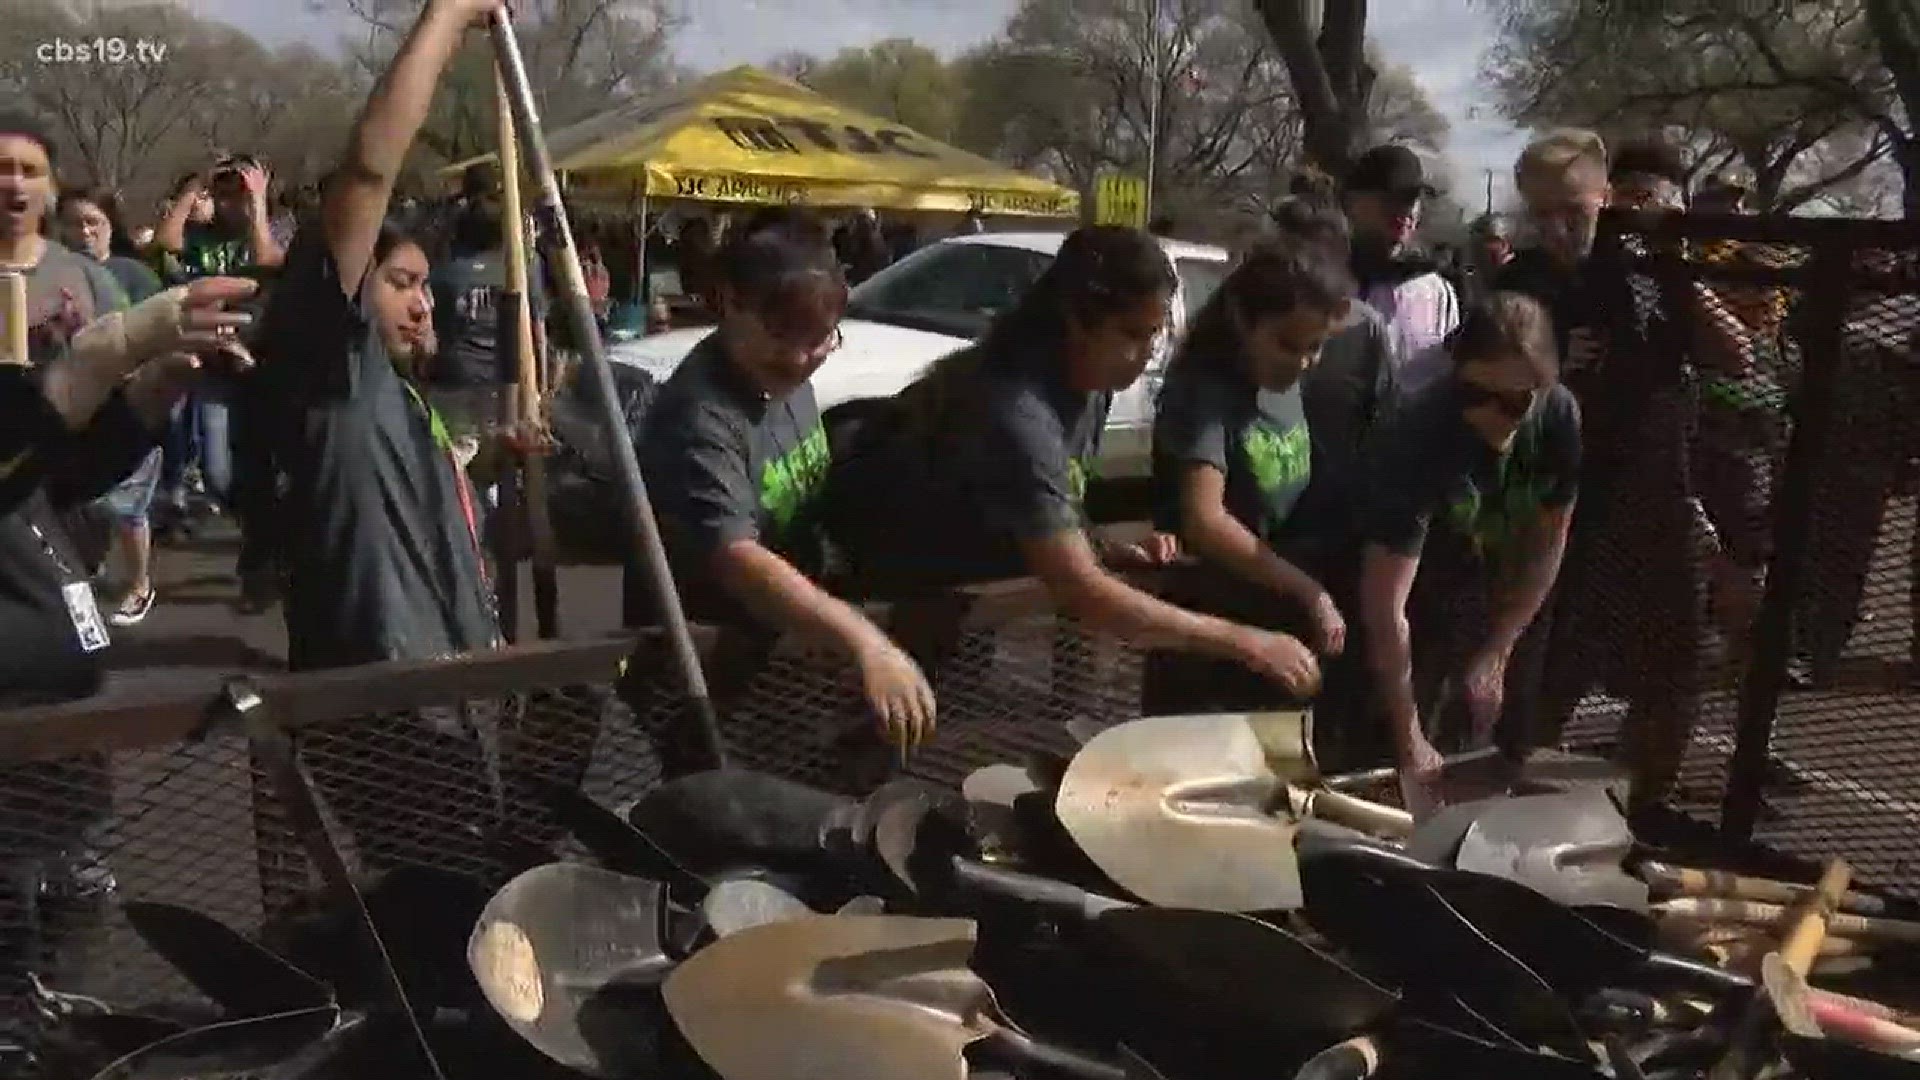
[[1429, 789, 1651, 912], [1289, 1016, 1612, 1080], [663, 914, 1160, 1080], [1705, 860, 1854, 1080], [85, 1007, 348, 1080], [1298, 828, 1749, 1000], [467, 862, 685, 1078], [1053, 712, 1411, 912]]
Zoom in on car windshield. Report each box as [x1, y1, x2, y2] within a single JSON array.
[[846, 241, 1053, 339], [845, 239, 1230, 340]]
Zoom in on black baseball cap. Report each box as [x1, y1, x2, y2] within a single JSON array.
[[1346, 144, 1436, 199]]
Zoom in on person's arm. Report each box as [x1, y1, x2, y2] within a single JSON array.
[[324, 0, 493, 298], [1020, 529, 1254, 657], [155, 179, 201, 255], [1177, 464, 1324, 602], [712, 540, 899, 660], [1361, 542, 1423, 749], [242, 164, 286, 270]]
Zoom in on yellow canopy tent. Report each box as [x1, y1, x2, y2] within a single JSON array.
[[443, 65, 1078, 217]]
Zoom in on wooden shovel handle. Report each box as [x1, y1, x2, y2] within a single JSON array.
[[2, 272, 26, 366], [1293, 788, 1414, 839], [1805, 994, 1920, 1053], [1654, 898, 1920, 947], [1779, 860, 1851, 975], [1639, 860, 1892, 916]]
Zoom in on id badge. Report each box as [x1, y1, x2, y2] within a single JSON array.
[[62, 581, 112, 653]]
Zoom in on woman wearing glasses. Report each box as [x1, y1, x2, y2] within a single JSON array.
[[636, 207, 935, 764], [1357, 293, 1580, 806]]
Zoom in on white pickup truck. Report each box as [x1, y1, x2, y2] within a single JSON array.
[[609, 231, 1231, 490]]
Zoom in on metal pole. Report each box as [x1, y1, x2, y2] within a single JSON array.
[[1144, 0, 1161, 223], [487, 13, 729, 769]]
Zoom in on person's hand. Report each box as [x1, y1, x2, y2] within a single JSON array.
[[238, 162, 271, 224], [1462, 646, 1510, 747], [126, 340, 254, 415], [1103, 531, 1181, 569], [110, 277, 258, 366], [854, 639, 937, 757], [1305, 589, 1347, 657], [1396, 731, 1446, 819], [438, 0, 511, 27], [1230, 627, 1322, 698]]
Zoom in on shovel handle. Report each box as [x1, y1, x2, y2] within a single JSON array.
[[1779, 860, 1851, 976], [1293, 788, 1414, 840], [1638, 860, 1892, 917], [2, 272, 25, 365], [1654, 900, 1920, 947], [1806, 995, 1920, 1053], [950, 858, 1133, 919]]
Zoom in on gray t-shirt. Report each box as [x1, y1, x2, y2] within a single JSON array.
[[429, 246, 550, 389], [266, 230, 500, 670], [828, 344, 1107, 589], [1152, 364, 1313, 544], [20, 239, 127, 362], [1359, 378, 1582, 565], [637, 333, 830, 622], [1295, 300, 1398, 550]]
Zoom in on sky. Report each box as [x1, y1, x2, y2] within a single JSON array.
[[187, 0, 1528, 208]]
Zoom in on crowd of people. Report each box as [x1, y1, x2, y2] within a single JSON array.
[[0, 0, 1815, 1026]]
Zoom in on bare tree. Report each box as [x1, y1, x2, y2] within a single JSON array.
[[783, 39, 968, 143], [954, 0, 1308, 216], [1251, 0, 1374, 175]]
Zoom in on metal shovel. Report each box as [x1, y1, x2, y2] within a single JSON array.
[[1053, 712, 1411, 912], [663, 913, 1159, 1080], [467, 862, 683, 1078]]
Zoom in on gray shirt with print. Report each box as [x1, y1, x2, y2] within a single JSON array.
[[637, 333, 831, 623], [1153, 365, 1313, 545]]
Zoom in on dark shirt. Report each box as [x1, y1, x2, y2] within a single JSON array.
[[0, 373, 158, 703], [636, 333, 831, 624], [103, 255, 162, 305], [166, 223, 253, 283], [1359, 378, 1582, 566], [827, 343, 1108, 590], [428, 245, 551, 389], [1295, 301, 1398, 551], [1152, 362, 1314, 545], [264, 229, 499, 671]]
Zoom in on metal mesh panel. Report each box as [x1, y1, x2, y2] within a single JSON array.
[[1755, 245, 1920, 899]]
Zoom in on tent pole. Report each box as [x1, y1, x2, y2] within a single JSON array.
[[487, 12, 730, 769]]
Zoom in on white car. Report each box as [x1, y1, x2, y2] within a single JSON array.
[[609, 231, 1231, 486]]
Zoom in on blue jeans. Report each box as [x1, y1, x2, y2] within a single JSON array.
[[159, 390, 234, 507]]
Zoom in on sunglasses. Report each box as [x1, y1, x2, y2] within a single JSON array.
[[1456, 378, 1537, 419]]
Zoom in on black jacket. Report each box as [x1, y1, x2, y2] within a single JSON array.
[[0, 368, 160, 706]]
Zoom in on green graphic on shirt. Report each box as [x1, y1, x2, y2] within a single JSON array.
[[1068, 456, 1098, 506], [760, 422, 831, 535], [1243, 422, 1311, 499], [1444, 429, 1554, 563]]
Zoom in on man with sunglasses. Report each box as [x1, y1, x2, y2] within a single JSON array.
[[1358, 293, 1580, 809]]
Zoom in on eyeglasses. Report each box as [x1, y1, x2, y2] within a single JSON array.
[[1456, 378, 1537, 419]]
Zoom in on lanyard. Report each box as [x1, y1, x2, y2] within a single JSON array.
[[401, 381, 487, 584]]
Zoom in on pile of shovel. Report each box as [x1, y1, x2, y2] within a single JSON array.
[[35, 710, 1920, 1079]]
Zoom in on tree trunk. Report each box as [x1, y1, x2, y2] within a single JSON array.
[[1866, 0, 1920, 217], [1253, 0, 1371, 176]]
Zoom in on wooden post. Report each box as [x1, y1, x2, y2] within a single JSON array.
[[496, 66, 561, 639]]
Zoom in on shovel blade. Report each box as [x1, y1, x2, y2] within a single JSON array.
[[468, 862, 676, 1077], [628, 769, 854, 875], [87, 1006, 342, 1080], [1055, 713, 1310, 912], [1096, 908, 1396, 1043], [702, 878, 814, 938], [1451, 790, 1648, 912], [121, 903, 332, 1017], [664, 914, 993, 1080]]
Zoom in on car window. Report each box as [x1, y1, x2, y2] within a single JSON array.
[[1177, 258, 1228, 319], [847, 242, 1053, 339]]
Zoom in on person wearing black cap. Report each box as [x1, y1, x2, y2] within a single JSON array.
[[1343, 143, 1461, 396]]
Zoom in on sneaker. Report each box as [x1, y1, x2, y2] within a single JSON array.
[[108, 586, 154, 627]]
